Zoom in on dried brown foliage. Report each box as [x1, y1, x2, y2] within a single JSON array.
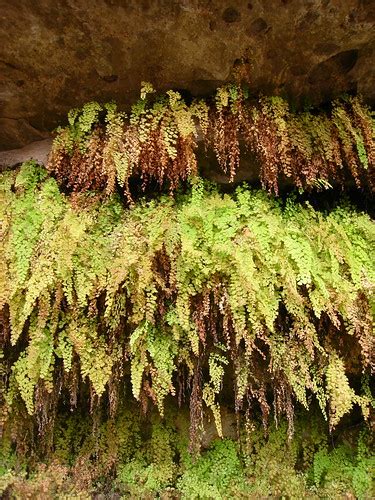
[[47, 88, 374, 199]]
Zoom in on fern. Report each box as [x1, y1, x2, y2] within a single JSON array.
[[1, 165, 374, 447], [46, 86, 374, 198]]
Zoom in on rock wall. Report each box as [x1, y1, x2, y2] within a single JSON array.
[[0, 0, 374, 150]]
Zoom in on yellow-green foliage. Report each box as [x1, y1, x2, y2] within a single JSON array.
[[1, 408, 373, 499], [0, 165, 374, 440]]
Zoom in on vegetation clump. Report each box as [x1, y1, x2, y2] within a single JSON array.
[[1, 408, 374, 498], [1, 164, 373, 453], [1, 84, 374, 495], [48, 84, 375, 199]]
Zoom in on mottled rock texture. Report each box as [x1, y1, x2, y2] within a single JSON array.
[[0, 0, 374, 150]]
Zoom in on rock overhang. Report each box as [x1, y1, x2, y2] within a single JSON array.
[[0, 0, 374, 150]]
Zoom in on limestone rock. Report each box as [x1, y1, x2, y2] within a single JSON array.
[[0, 0, 374, 150]]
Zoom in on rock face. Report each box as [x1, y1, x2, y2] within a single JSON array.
[[0, 0, 374, 150], [0, 138, 52, 170]]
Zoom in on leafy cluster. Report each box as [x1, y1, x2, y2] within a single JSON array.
[[47, 84, 375, 198], [1, 407, 374, 498], [1, 164, 374, 455]]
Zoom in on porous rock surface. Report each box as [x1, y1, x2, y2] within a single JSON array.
[[0, 0, 374, 152]]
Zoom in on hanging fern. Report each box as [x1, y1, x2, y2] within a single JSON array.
[[47, 85, 374, 199], [1, 164, 373, 452]]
